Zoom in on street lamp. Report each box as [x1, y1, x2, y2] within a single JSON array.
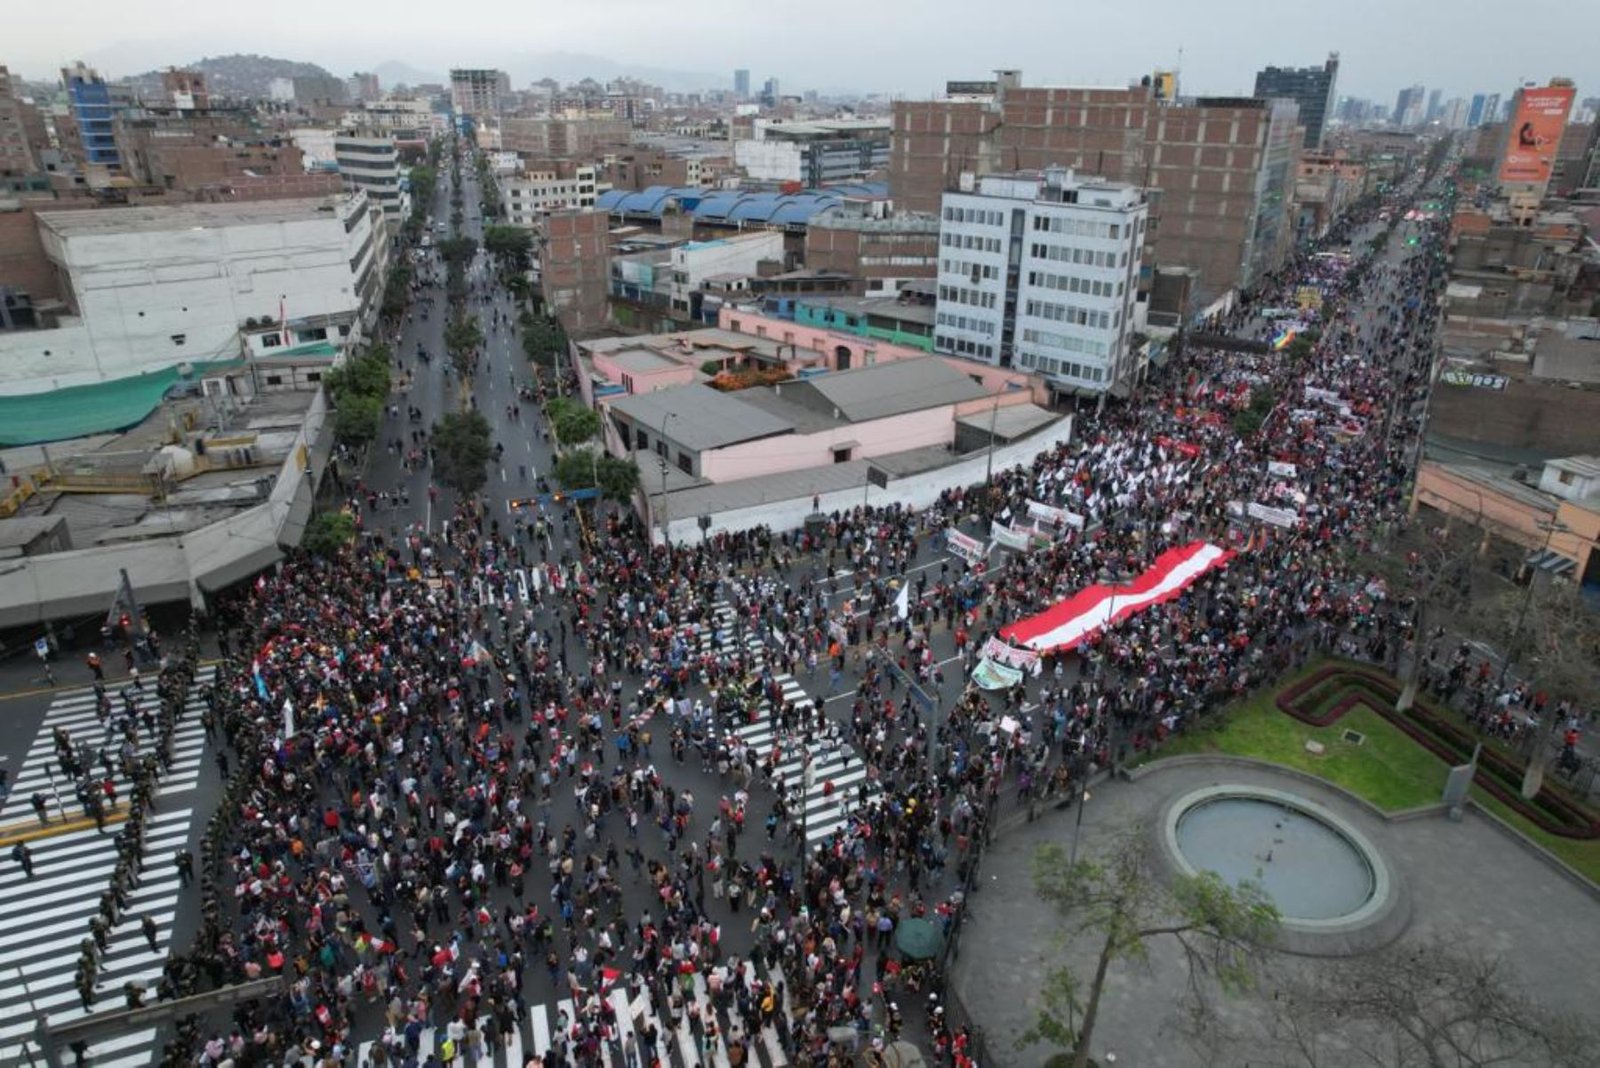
[[656, 411, 678, 546]]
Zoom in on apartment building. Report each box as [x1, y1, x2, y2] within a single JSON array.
[[450, 69, 509, 118], [334, 132, 406, 222], [935, 168, 1147, 395], [504, 164, 599, 224]]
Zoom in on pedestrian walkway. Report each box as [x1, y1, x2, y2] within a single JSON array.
[[701, 600, 879, 847], [0, 667, 215, 825], [0, 805, 196, 1068], [355, 959, 798, 1068]]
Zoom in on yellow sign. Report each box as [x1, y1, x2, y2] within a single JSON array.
[[1295, 286, 1323, 311]]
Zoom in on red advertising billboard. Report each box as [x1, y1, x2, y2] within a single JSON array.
[[1499, 85, 1576, 187]]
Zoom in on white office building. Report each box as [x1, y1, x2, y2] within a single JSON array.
[[504, 166, 600, 225], [935, 168, 1147, 395], [0, 193, 386, 394], [334, 132, 407, 224]]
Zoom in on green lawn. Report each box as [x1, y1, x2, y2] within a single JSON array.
[[1143, 664, 1600, 885], [1148, 691, 1450, 811]]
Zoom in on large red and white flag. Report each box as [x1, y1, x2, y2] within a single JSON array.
[[1000, 541, 1234, 652]]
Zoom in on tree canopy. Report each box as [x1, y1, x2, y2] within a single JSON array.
[[554, 450, 641, 505], [545, 397, 601, 446], [1020, 830, 1278, 1068], [482, 225, 533, 272], [301, 510, 357, 557], [431, 410, 493, 497]]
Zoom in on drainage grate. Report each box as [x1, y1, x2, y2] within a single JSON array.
[[1342, 729, 1366, 745]]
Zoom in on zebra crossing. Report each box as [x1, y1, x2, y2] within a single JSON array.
[[0, 668, 212, 1068], [0, 667, 215, 824], [356, 959, 798, 1068], [696, 601, 878, 848], [0, 806, 198, 1068]]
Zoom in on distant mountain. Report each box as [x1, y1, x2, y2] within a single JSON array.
[[125, 53, 336, 99], [372, 61, 444, 90]]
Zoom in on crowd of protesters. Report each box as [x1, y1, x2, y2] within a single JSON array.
[[129, 155, 1484, 1068]]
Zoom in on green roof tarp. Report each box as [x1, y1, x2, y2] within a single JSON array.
[[0, 360, 243, 447]]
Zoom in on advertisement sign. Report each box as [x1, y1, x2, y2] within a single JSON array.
[[1500, 85, 1576, 187], [1441, 370, 1508, 390]]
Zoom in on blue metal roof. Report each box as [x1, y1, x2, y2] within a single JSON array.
[[601, 184, 865, 227]]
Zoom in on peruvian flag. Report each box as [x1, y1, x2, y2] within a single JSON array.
[[1000, 541, 1234, 652]]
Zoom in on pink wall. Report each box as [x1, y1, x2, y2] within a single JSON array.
[[716, 306, 1049, 404], [589, 350, 697, 394], [697, 405, 955, 482]]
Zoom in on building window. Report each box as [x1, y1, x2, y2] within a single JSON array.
[[635, 430, 647, 451], [264, 375, 284, 386], [677, 452, 693, 474], [1558, 469, 1575, 485], [833, 446, 853, 463], [260, 334, 282, 349]]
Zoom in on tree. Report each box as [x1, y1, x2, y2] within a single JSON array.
[[1018, 830, 1279, 1068], [1201, 937, 1594, 1068], [302, 510, 357, 557], [547, 399, 600, 446], [506, 274, 532, 304], [445, 313, 484, 376], [436, 236, 477, 265], [522, 315, 568, 368], [333, 393, 383, 446], [554, 450, 641, 505], [431, 411, 493, 497], [483, 225, 533, 272], [407, 165, 437, 213]]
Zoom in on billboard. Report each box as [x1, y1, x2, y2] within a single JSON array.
[[1499, 85, 1575, 187]]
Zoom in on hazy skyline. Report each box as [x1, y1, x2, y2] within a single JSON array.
[[8, 0, 1597, 104]]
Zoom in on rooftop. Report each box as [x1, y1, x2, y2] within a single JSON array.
[[784, 358, 989, 422], [607, 384, 793, 451], [610, 348, 681, 375], [37, 193, 363, 236], [798, 295, 937, 327]]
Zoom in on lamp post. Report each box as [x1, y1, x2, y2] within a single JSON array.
[[656, 411, 678, 546]]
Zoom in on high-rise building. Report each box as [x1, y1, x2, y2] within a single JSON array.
[[1393, 85, 1425, 127], [1425, 88, 1443, 122], [1467, 93, 1489, 128], [890, 75, 1303, 309], [761, 78, 780, 108], [351, 72, 381, 102], [1253, 53, 1339, 149], [61, 62, 120, 172], [450, 69, 509, 117], [1483, 93, 1502, 125], [934, 167, 1148, 395], [734, 69, 750, 99]]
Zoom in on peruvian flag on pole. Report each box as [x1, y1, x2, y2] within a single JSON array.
[[1000, 541, 1235, 652]]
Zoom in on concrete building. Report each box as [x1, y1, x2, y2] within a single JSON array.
[[804, 206, 941, 295], [504, 164, 599, 223], [1253, 53, 1339, 149], [1, 66, 43, 180], [334, 132, 406, 223], [734, 69, 751, 99], [61, 63, 120, 173], [889, 76, 1302, 309], [450, 69, 509, 118], [669, 231, 786, 317], [0, 192, 386, 394], [537, 208, 610, 335], [1294, 152, 1368, 240], [733, 119, 891, 186], [161, 69, 209, 111], [934, 168, 1147, 397], [500, 115, 632, 162], [1394, 85, 1426, 128]]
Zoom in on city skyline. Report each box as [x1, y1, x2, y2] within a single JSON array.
[[6, 0, 1596, 103]]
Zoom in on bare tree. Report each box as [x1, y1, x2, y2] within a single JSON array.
[[1017, 828, 1279, 1068], [1187, 936, 1593, 1068]]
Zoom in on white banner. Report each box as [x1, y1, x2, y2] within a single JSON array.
[[1267, 461, 1298, 478], [1026, 499, 1070, 528], [945, 527, 988, 564], [971, 659, 1024, 691], [1247, 502, 1299, 529], [1304, 386, 1342, 405], [983, 636, 1039, 670], [990, 522, 1031, 551], [1061, 509, 1086, 529]]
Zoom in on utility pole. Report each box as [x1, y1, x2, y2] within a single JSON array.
[[984, 397, 1000, 484]]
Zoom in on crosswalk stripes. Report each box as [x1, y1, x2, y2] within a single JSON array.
[[0, 666, 216, 825], [0, 667, 213, 1068], [355, 959, 796, 1068], [0, 806, 197, 1068], [696, 600, 879, 848]]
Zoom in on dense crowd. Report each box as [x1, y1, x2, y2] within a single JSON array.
[[123, 156, 1467, 1068]]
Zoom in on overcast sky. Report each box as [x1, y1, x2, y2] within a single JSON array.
[[7, 0, 1595, 104]]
